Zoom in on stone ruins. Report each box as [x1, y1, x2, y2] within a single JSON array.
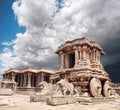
[[1, 37, 120, 105]]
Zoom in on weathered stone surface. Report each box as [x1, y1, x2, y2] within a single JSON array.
[[0, 88, 13, 95]]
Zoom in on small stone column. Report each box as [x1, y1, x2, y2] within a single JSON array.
[[27, 73, 32, 88]]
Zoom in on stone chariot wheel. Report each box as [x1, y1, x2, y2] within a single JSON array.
[[103, 80, 111, 97], [90, 78, 102, 97]]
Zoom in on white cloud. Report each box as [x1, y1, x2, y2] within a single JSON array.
[[12, 0, 56, 27], [2, 41, 14, 46], [0, 48, 15, 68], [1, 0, 120, 74]]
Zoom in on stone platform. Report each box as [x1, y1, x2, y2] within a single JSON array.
[[77, 96, 115, 103], [47, 96, 116, 106]]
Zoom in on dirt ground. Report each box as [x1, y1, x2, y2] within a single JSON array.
[[0, 94, 120, 110]]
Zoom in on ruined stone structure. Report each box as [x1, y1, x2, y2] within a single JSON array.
[[50, 37, 113, 97], [2, 68, 55, 91], [2, 37, 118, 98]]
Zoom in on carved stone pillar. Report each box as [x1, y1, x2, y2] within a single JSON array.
[[37, 73, 41, 86], [59, 54, 61, 69], [93, 49, 96, 62], [12, 73, 15, 82], [36, 74, 38, 87], [27, 73, 32, 88], [31, 74, 35, 87], [64, 54, 69, 68], [20, 74, 23, 87], [66, 54, 69, 68], [2, 75, 4, 81], [17, 75, 20, 86], [5, 75, 7, 80], [41, 73, 45, 82], [83, 50, 86, 60], [79, 51, 81, 60], [8, 74, 10, 80], [23, 74, 27, 87], [3, 75, 4, 81], [61, 53, 64, 69], [75, 49, 79, 64], [96, 50, 100, 63]]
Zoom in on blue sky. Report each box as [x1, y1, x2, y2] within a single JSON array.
[[0, 0, 25, 79], [0, 0, 25, 52]]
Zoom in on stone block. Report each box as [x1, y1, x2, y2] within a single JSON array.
[[30, 94, 51, 102], [77, 97, 92, 103], [47, 95, 66, 106], [66, 96, 77, 104], [0, 88, 13, 96]]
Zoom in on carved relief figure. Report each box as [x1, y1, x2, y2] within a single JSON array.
[[54, 79, 79, 96], [39, 81, 55, 95]]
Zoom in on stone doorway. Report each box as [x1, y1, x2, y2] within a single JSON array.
[[69, 53, 75, 68]]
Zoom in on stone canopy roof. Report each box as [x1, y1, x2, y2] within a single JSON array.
[[3, 68, 56, 74], [55, 37, 105, 55]]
